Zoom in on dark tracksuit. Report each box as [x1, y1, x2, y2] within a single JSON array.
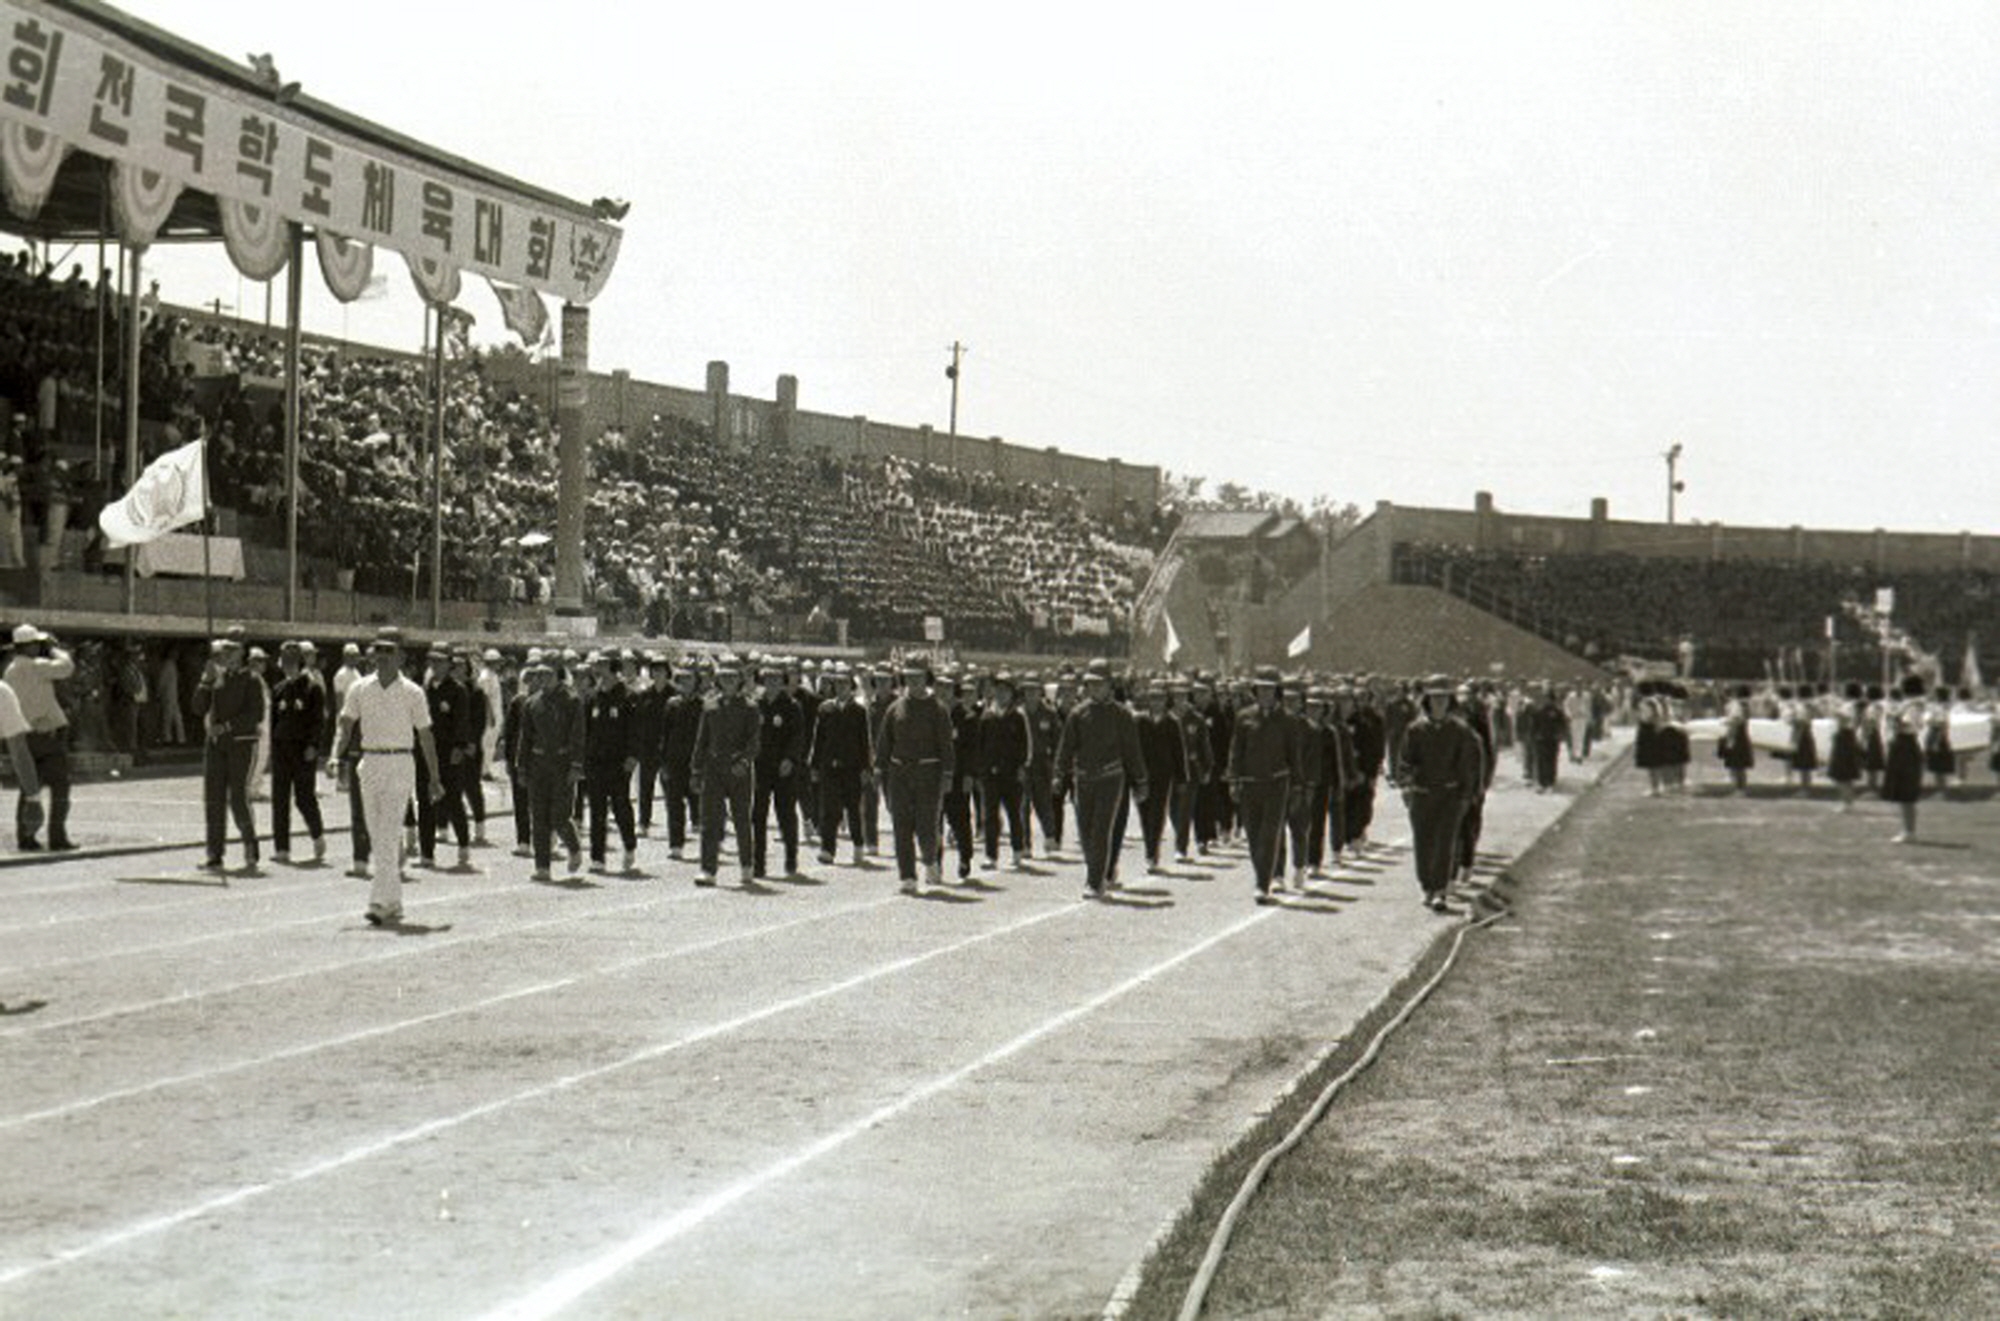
[[502, 689, 532, 848], [193, 666, 263, 865], [975, 704, 1031, 862], [807, 697, 872, 854], [792, 683, 822, 844], [1135, 710, 1185, 867], [692, 694, 761, 878], [268, 671, 326, 855], [1345, 706, 1385, 847], [517, 685, 584, 873], [1197, 701, 1234, 848], [1022, 701, 1063, 852], [584, 680, 638, 864], [1171, 705, 1212, 858], [877, 692, 955, 882], [1455, 700, 1497, 877], [1283, 711, 1321, 874], [630, 681, 669, 831], [415, 676, 473, 860], [660, 690, 705, 851], [752, 690, 805, 877], [1396, 710, 1486, 900], [1055, 697, 1147, 894], [1229, 701, 1305, 896], [942, 702, 978, 878], [862, 689, 895, 851], [1320, 715, 1358, 864]]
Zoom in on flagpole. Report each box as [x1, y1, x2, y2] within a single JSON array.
[[200, 434, 214, 637], [121, 243, 143, 616]]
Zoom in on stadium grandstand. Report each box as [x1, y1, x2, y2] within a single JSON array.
[[1135, 490, 2000, 688]]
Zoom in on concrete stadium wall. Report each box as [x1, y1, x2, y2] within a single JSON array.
[[485, 356, 1161, 518]]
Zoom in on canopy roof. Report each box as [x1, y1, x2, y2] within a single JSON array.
[[0, 0, 621, 312]]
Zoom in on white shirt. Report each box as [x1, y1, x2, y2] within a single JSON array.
[[0, 681, 28, 741], [339, 673, 432, 751]]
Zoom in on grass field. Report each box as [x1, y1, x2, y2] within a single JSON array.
[[1128, 771, 1999, 1319]]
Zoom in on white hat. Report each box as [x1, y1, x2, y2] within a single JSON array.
[[11, 623, 47, 646]]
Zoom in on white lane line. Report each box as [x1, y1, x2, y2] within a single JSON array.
[[0, 884, 702, 1039], [2, 863, 637, 977], [0, 896, 899, 1132], [0, 901, 1074, 1288], [480, 905, 1275, 1321]]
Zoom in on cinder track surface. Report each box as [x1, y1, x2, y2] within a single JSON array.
[[0, 747, 1619, 1319]]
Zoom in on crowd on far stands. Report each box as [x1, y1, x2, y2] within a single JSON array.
[[1392, 540, 2000, 684]]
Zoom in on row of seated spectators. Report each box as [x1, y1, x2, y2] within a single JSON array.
[[1393, 540, 2000, 678], [59, 298, 1154, 650]]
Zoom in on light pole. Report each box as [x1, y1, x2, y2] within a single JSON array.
[[945, 340, 966, 438], [1664, 443, 1685, 523]]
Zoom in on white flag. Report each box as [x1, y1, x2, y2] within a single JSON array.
[[97, 439, 206, 548], [1163, 613, 1182, 663], [1287, 624, 1312, 659]]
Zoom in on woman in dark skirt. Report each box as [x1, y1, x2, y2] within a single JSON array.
[[1922, 706, 1955, 790], [1634, 698, 1665, 796], [1880, 704, 1925, 842], [1826, 703, 1865, 812], [1862, 700, 1887, 792], [1718, 701, 1755, 794], [1659, 702, 1691, 794], [1788, 705, 1819, 792]]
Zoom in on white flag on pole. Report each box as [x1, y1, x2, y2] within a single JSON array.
[[1287, 624, 1312, 659], [1163, 613, 1182, 663], [97, 439, 207, 548]]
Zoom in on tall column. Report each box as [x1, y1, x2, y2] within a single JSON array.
[[282, 227, 304, 622], [553, 303, 591, 616]]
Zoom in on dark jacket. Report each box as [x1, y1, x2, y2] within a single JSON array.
[[194, 666, 264, 740], [269, 672, 325, 749], [584, 680, 637, 768], [807, 698, 873, 773]]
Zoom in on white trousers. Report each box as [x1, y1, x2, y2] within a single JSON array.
[[361, 752, 416, 914]]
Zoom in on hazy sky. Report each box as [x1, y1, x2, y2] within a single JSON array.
[[118, 0, 2000, 535]]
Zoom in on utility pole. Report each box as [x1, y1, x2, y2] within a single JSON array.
[[1664, 442, 1685, 523], [945, 341, 966, 438]]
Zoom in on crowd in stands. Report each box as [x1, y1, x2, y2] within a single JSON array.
[[1394, 540, 2000, 682], [2, 251, 1155, 653]]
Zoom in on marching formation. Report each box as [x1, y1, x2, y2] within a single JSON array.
[[174, 626, 1602, 928]]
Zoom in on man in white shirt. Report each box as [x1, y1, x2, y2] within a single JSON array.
[[4, 622, 74, 850], [330, 629, 444, 927], [0, 678, 43, 840]]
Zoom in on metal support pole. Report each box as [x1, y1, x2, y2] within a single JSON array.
[[283, 227, 304, 623], [121, 244, 143, 615], [431, 306, 446, 630]]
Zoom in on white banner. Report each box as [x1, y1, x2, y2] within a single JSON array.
[[0, 0, 619, 304]]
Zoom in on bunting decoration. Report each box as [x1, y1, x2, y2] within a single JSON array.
[[0, 0, 621, 303], [404, 249, 461, 307], [0, 119, 66, 219], [218, 195, 292, 281], [314, 230, 374, 303], [488, 278, 549, 347], [109, 159, 181, 245]]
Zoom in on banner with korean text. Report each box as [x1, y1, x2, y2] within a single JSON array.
[[0, 0, 619, 305]]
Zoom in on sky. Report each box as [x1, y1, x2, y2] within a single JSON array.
[[106, 0, 2000, 535]]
